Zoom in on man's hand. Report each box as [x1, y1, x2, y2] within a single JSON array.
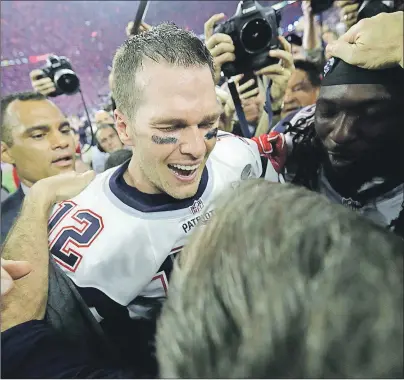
[[233, 74, 265, 125], [335, 0, 360, 30], [301, 0, 313, 16], [216, 87, 235, 132], [1, 259, 31, 296], [243, 97, 265, 126], [0, 170, 95, 332], [251, 131, 287, 174], [126, 20, 152, 38], [29, 170, 96, 208], [326, 12, 404, 69], [205, 13, 236, 85], [29, 69, 56, 96], [232, 74, 261, 101], [222, 75, 266, 126], [254, 36, 295, 110]]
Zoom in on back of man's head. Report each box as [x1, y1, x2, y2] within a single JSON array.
[[1, 91, 47, 146], [111, 23, 214, 121], [157, 181, 404, 378]]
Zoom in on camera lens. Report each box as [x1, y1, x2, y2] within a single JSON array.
[[54, 69, 80, 95], [241, 18, 272, 53]]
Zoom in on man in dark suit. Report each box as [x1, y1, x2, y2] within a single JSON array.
[[1, 187, 24, 243], [1, 92, 76, 243]]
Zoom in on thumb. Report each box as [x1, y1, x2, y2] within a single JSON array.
[[79, 170, 96, 186], [2, 260, 32, 280], [204, 13, 225, 40], [1, 265, 14, 296], [126, 21, 134, 36], [29, 69, 44, 80], [326, 40, 357, 65]]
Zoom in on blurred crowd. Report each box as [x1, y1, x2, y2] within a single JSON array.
[[1, 0, 403, 378]]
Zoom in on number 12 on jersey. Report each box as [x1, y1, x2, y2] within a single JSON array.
[[48, 201, 104, 272]]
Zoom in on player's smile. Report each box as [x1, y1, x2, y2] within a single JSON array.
[[167, 162, 202, 183]]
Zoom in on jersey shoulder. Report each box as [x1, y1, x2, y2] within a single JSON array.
[[71, 166, 116, 201], [210, 131, 262, 179], [283, 104, 317, 154], [289, 104, 316, 126]]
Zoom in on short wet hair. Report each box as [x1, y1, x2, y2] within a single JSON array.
[[112, 23, 215, 122]]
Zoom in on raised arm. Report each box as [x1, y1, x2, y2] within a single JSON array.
[[1, 171, 95, 331]]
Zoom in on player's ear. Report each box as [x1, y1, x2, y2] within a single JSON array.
[[114, 109, 134, 147]]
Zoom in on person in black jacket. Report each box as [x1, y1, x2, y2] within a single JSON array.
[[1, 92, 76, 243]]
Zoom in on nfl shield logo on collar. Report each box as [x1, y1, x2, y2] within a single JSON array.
[[341, 197, 363, 211], [189, 199, 204, 215]]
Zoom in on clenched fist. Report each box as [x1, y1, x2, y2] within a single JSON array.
[[29, 69, 56, 96]]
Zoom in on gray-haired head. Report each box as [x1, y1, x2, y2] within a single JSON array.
[[157, 180, 403, 378], [112, 23, 215, 122]]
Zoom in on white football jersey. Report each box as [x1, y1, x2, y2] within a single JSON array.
[[48, 132, 280, 322]]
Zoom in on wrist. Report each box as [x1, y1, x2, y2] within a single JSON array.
[[24, 187, 55, 216], [271, 99, 283, 114], [303, 10, 313, 19]]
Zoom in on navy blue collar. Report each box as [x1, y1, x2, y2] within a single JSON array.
[[109, 159, 209, 213]]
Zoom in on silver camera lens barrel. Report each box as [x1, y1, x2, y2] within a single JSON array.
[[54, 68, 80, 95]]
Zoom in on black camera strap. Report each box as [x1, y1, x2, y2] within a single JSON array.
[[227, 78, 252, 138], [227, 75, 273, 138], [265, 78, 274, 131]]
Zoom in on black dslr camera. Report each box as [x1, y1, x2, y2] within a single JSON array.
[[214, 0, 281, 78], [40, 55, 80, 97]]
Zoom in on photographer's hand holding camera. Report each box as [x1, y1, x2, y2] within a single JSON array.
[[205, 8, 294, 135], [254, 35, 294, 111], [204, 13, 236, 85], [29, 55, 80, 97], [29, 69, 56, 96]]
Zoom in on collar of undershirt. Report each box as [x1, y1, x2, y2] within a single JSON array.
[[108, 159, 209, 213]]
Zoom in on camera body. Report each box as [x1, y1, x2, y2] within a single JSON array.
[[41, 55, 80, 97], [214, 0, 281, 78]]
